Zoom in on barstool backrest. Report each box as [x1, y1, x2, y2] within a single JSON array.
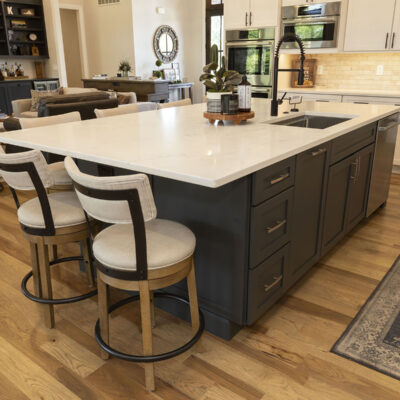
[[64, 156, 157, 224], [0, 147, 54, 190]]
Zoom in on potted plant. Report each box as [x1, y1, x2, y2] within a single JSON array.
[[153, 59, 163, 79], [119, 60, 132, 77], [200, 45, 241, 113]]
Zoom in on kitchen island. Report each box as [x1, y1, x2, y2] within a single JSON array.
[[0, 99, 398, 339]]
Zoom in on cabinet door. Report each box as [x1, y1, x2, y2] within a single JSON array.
[[250, 0, 279, 28], [321, 155, 354, 256], [289, 144, 330, 285], [344, 0, 396, 51], [391, 0, 400, 50], [6, 82, 32, 102], [0, 86, 10, 115], [346, 144, 375, 231], [224, 0, 250, 30]]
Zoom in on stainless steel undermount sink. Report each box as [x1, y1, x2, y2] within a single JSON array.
[[269, 114, 354, 129]]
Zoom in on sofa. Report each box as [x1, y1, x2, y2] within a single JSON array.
[[12, 87, 137, 118]]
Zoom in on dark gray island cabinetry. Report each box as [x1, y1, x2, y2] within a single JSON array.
[[154, 121, 381, 340]]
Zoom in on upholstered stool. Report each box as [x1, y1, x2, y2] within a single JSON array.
[[65, 157, 204, 392], [0, 148, 97, 329]]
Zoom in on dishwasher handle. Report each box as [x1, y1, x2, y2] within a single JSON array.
[[378, 121, 400, 132]]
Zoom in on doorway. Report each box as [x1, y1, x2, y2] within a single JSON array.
[[60, 8, 83, 87], [206, 0, 224, 66]]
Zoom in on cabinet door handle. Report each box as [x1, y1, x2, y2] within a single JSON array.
[[245, 12, 248, 26], [311, 148, 327, 157], [392, 32, 396, 48], [266, 219, 286, 234], [385, 32, 389, 49], [270, 172, 289, 185], [350, 157, 360, 181], [249, 11, 252, 26], [264, 275, 283, 293]]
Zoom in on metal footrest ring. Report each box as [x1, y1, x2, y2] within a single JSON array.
[[21, 255, 97, 305], [94, 292, 205, 363]]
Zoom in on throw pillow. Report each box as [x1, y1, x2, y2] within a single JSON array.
[[117, 93, 131, 105], [30, 89, 59, 112]]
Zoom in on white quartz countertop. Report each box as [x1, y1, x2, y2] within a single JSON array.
[[279, 87, 400, 98], [0, 99, 398, 188]]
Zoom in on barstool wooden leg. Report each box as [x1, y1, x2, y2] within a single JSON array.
[[187, 260, 200, 334], [150, 291, 156, 328], [29, 242, 42, 298], [48, 245, 57, 262], [97, 276, 110, 360], [37, 238, 55, 329], [81, 239, 95, 287], [187, 260, 203, 352], [139, 281, 155, 392]]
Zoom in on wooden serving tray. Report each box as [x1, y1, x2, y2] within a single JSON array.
[[4, 76, 29, 80], [204, 111, 255, 125]]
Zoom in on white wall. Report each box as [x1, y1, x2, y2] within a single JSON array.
[[81, 0, 135, 77], [132, 0, 205, 103]]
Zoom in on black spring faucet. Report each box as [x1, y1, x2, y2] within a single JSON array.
[[271, 33, 305, 117]]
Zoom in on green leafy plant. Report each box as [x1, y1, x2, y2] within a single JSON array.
[[118, 60, 132, 72], [155, 59, 163, 68], [200, 45, 241, 92], [153, 70, 162, 78]]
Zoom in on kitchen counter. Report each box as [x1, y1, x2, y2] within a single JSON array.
[[279, 87, 400, 98], [0, 99, 397, 187], [0, 99, 398, 340]]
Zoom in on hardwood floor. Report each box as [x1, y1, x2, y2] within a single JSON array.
[[1, 176, 400, 399]]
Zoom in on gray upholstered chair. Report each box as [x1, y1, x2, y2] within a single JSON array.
[[64, 156, 204, 392], [94, 102, 157, 118], [0, 148, 96, 329], [158, 98, 192, 109]]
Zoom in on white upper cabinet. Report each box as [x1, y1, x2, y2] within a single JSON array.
[[224, 0, 251, 30], [250, 0, 279, 28], [224, 0, 279, 30], [344, 0, 397, 51]]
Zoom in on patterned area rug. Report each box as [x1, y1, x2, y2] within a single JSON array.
[[332, 256, 400, 380]]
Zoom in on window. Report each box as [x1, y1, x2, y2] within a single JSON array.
[[206, 0, 224, 66]]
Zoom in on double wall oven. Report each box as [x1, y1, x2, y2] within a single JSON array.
[[226, 28, 275, 98], [282, 2, 341, 49]]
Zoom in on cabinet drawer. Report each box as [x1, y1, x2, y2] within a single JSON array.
[[252, 157, 295, 205], [250, 187, 293, 268], [247, 243, 289, 325], [331, 123, 376, 165]]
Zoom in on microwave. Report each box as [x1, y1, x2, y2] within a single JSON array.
[[281, 2, 341, 49]]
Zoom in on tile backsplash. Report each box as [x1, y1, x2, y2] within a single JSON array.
[[285, 53, 400, 91]]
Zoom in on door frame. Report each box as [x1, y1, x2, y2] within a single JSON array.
[[59, 3, 89, 83]]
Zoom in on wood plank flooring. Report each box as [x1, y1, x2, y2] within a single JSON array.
[[1, 175, 400, 399]]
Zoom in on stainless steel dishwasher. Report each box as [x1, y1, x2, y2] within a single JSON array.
[[367, 113, 400, 216]]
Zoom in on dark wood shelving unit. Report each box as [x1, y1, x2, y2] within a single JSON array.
[[0, 0, 49, 58]]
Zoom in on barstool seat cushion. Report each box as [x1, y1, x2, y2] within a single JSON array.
[[48, 162, 73, 186], [18, 191, 86, 229], [93, 219, 196, 271]]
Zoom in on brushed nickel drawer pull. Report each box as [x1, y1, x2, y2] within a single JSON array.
[[270, 172, 289, 185], [264, 275, 283, 293], [266, 219, 286, 234], [311, 148, 327, 157]]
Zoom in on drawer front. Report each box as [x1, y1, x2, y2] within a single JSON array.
[[250, 187, 294, 268], [331, 123, 376, 165], [252, 157, 295, 205], [247, 243, 289, 325]]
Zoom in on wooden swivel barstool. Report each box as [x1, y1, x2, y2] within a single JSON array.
[[65, 157, 204, 392], [0, 148, 97, 329]]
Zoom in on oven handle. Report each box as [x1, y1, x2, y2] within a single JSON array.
[[283, 17, 338, 24], [226, 41, 275, 47]]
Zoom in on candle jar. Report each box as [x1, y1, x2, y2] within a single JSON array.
[[221, 94, 238, 115]]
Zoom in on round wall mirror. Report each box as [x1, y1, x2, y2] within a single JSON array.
[[153, 25, 179, 63]]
